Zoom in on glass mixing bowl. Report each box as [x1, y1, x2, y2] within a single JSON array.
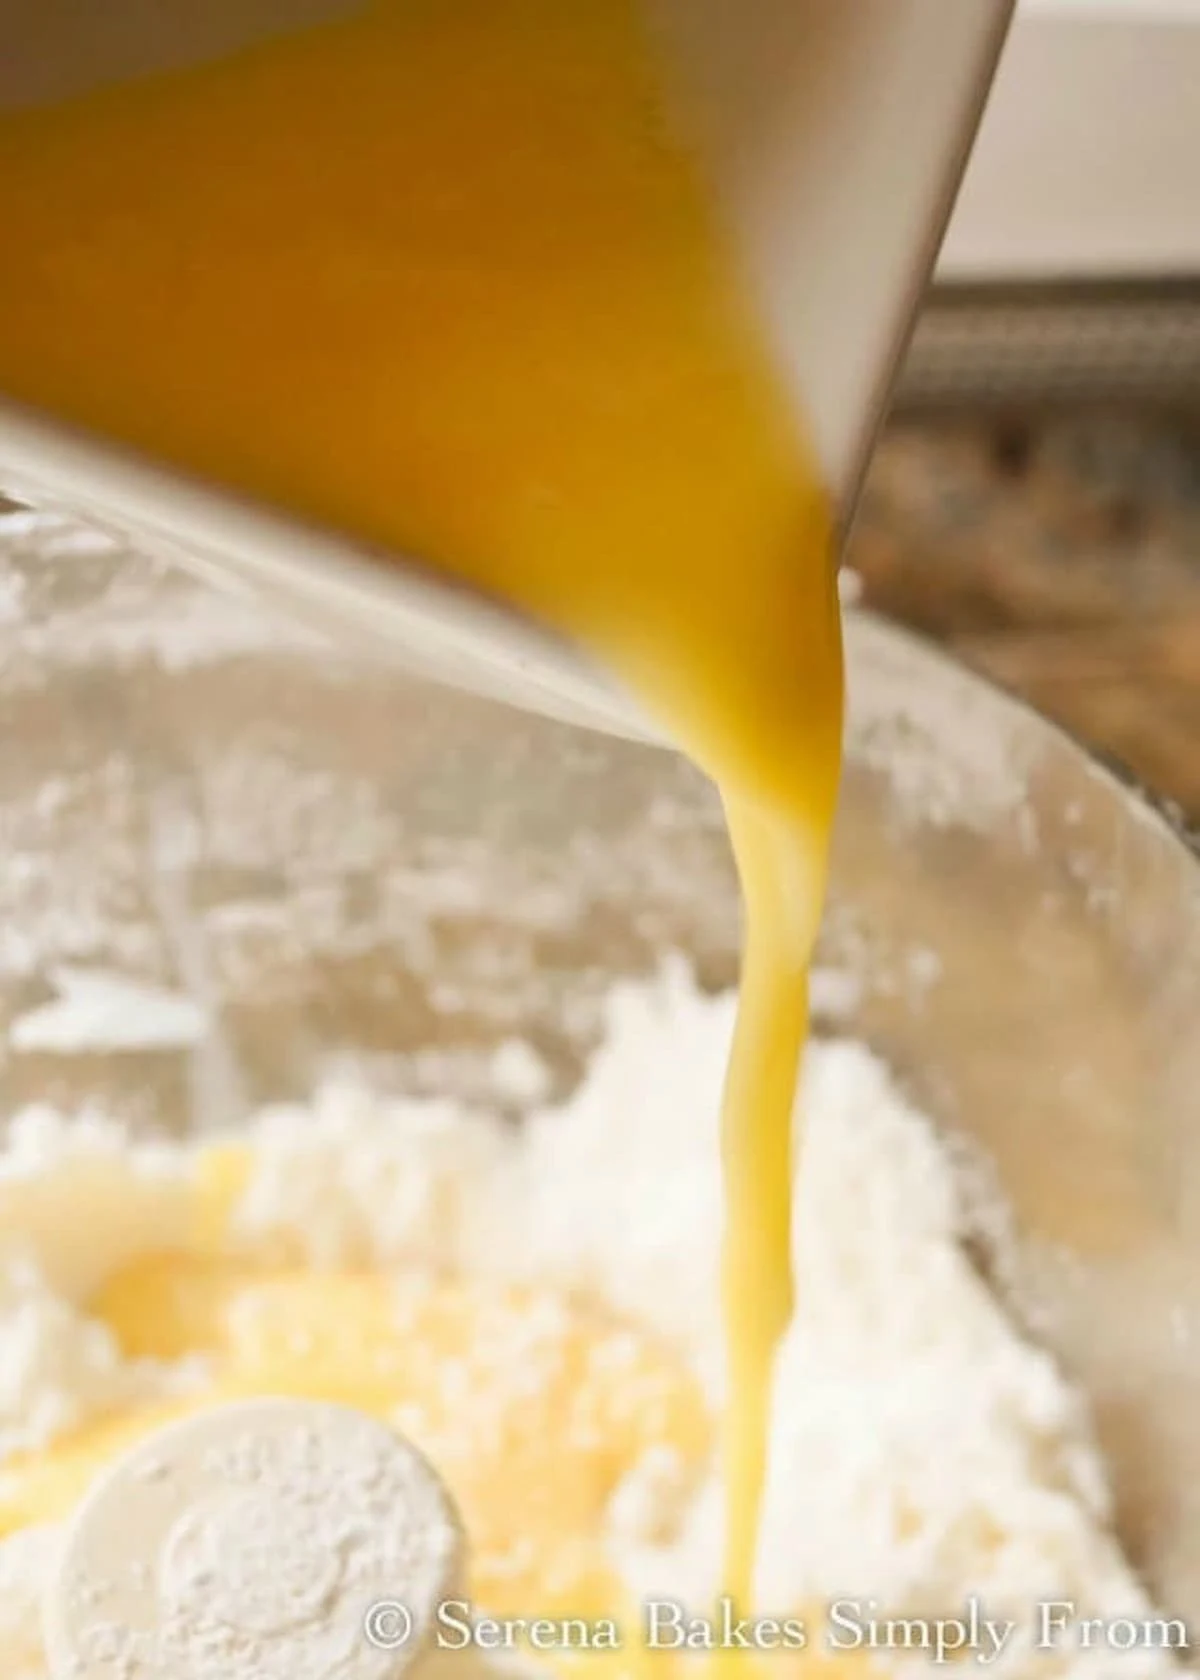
[[1, 509, 1199, 1619]]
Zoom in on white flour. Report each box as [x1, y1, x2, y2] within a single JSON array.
[[0, 1258, 181, 1463], [0, 1112, 207, 1468], [0, 966, 1183, 1678]]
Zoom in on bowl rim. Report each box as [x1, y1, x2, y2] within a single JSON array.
[[846, 606, 1200, 866]]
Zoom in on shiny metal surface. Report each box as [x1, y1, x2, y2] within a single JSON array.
[[1, 519, 1198, 1619]]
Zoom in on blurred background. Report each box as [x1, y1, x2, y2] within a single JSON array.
[[850, 411, 1200, 826], [846, 0, 1200, 826]]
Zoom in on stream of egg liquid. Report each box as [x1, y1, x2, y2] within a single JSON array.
[[0, 0, 846, 1659]]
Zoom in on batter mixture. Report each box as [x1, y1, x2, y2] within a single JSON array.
[[0, 968, 1178, 1678]]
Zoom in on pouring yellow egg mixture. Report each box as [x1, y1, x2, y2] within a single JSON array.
[[0, 0, 843, 1667]]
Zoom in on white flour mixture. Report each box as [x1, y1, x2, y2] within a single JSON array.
[[0, 965, 1181, 1678]]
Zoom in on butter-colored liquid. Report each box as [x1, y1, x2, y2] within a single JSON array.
[[0, 1250, 714, 1631], [0, 0, 844, 1657]]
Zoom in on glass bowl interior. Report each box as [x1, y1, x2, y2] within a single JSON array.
[[1, 519, 1199, 1617]]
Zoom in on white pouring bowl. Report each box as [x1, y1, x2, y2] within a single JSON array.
[[0, 0, 1013, 740]]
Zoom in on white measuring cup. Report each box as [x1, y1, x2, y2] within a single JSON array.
[[0, 0, 1013, 743]]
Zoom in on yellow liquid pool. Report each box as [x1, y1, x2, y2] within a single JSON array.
[[0, 0, 844, 1662]]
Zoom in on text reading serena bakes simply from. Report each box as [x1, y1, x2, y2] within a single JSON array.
[[364, 1597, 1190, 1664]]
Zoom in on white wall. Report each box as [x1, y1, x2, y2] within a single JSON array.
[[941, 0, 1200, 278]]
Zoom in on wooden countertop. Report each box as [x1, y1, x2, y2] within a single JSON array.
[[851, 409, 1200, 822]]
